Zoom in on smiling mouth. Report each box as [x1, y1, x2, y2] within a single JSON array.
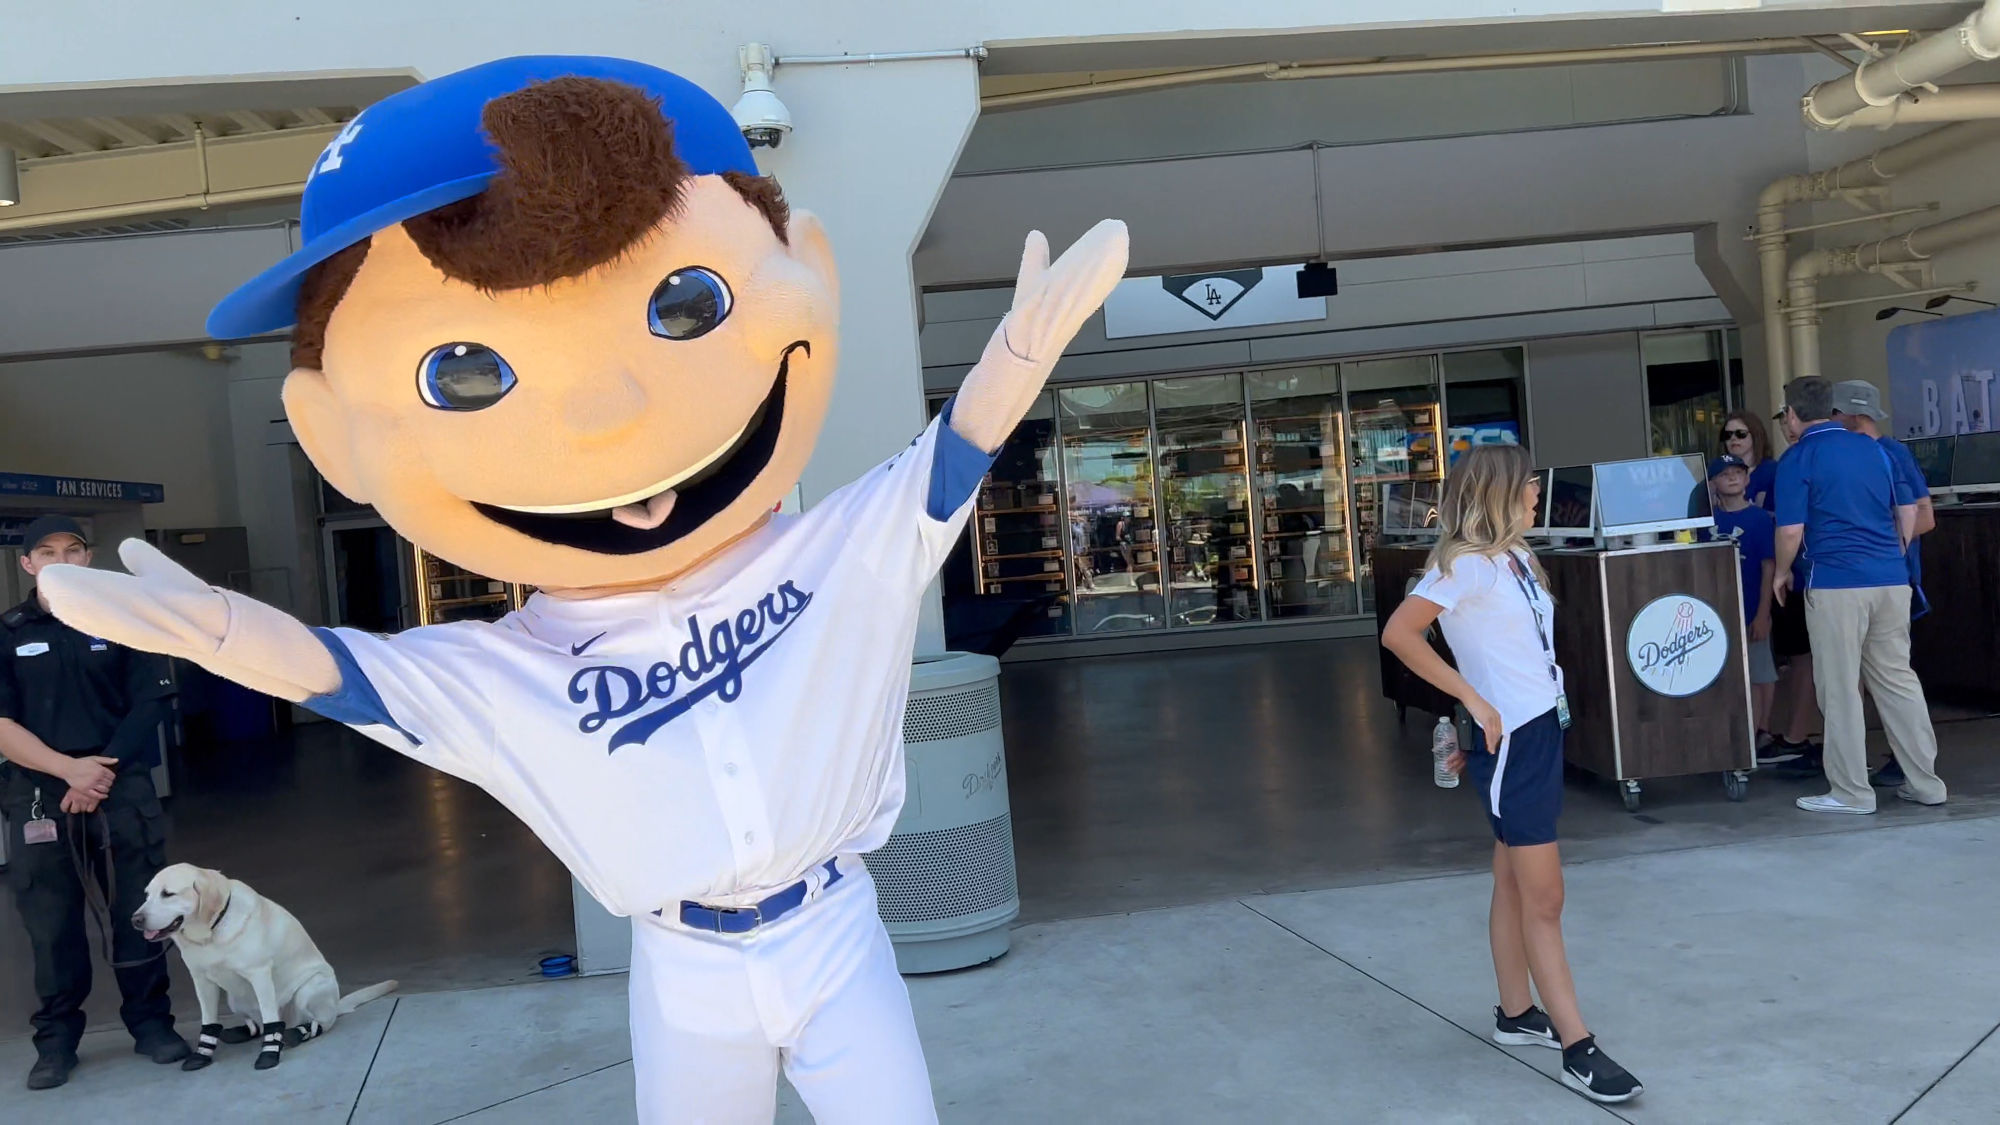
[[474, 341, 807, 555], [142, 917, 183, 942]]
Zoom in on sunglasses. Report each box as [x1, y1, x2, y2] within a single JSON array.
[[1721, 428, 1751, 439]]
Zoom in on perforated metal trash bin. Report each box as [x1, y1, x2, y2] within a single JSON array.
[[874, 651, 1019, 974]]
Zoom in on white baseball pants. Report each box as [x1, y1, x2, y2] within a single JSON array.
[[627, 863, 937, 1124]]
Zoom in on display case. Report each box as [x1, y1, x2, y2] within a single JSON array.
[[968, 392, 1072, 638], [410, 544, 528, 626], [1059, 382, 1163, 634], [1349, 398, 1444, 612], [1155, 374, 1260, 628], [1249, 367, 1356, 618]]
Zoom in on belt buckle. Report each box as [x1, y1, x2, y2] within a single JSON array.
[[712, 904, 763, 933]]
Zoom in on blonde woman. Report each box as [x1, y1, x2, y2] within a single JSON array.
[[1380, 444, 1643, 1105]]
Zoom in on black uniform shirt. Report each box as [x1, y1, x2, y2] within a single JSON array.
[[0, 592, 175, 767]]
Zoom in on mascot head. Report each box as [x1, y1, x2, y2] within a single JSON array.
[[208, 57, 838, 591]]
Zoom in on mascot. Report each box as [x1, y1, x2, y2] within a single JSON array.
[[40, 56, 1126, 1123]]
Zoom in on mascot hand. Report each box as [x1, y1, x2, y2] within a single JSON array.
[[40, 539, 340, 703], [952, 218, 1130, 453]]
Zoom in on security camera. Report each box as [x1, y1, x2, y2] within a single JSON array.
[[733, 43, 791, 150]]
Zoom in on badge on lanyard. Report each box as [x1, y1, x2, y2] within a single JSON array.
[[22, 790, 57, 846], [1509, 552, 1571, 730]]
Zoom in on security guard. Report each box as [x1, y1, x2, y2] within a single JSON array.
[[0, 515, 187, 1089]]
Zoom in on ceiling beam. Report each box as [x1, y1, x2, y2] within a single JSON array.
[[157, 114, 202, 140], [294, 107, 335, 126], [81, 115, 160, 148], [225, 109, 277, 134], [18, 120, 99, 155]]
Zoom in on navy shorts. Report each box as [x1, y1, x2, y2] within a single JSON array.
[[1462, 708, 1565, 847]]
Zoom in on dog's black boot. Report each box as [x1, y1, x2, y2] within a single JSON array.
[[26, 1052, 77, 1090], [282, 1021, 322, 1048], [184, 1023, 223, 1071], [218, 1023, 256, 1044], [135, 1029, 191, 1064], [255, 1022, 284, 1070]]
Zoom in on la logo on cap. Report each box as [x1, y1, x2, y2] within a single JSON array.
[[314, 120, 365, 178]]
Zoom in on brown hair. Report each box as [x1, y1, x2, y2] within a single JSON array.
[[290, 76, 790, 369], [1718, 409, 1773, 466]]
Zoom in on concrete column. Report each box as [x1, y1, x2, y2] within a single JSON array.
[[759, 57, 983, 654]]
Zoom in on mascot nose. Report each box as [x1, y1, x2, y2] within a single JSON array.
[[563, 371, 650, 438]]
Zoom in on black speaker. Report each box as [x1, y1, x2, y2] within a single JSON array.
[[1296, 262, 1339, 298]]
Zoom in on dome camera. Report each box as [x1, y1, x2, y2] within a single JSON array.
[[733, 43, 791, 150]]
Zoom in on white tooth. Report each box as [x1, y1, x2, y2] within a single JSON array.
[[496, 417, 753, 515]]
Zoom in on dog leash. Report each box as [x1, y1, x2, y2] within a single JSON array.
[[63, 807, 168, 970]]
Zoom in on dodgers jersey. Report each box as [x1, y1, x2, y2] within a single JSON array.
[[304, 407, 994, 917]]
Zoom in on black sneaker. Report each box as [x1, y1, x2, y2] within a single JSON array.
[[1771, 742, 1824, 778], [1756, 740, 1801, 766], [1562, 1036, 1643, 1104], [1871, 759, 1907, 788], [1493, 1004, 1561, 1049], [26, 1052, 77, 1090]]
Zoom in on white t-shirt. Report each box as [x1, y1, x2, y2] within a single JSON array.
[[305, 412, 985, 917], [1409, 548, 1564, 736]]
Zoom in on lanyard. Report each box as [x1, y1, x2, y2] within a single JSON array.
[[1503, 551, 1560, 685]]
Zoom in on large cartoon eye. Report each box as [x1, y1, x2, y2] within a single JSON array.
[[648, 267, 732, 340], [417, 343, 517, 411]]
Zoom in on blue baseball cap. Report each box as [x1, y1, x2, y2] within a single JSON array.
[[1708, 453, 1749, 479], [207, 56, 759, 340]]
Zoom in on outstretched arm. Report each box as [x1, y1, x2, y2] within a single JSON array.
[[36, 540, 338, 702], [949, 219, 1129, 455]]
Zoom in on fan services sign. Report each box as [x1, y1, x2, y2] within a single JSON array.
[[1102, 265, 1328, 340], [1886, 307, 2000, 439]]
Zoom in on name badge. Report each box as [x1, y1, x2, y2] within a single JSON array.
[[14, 642, 49, 657]]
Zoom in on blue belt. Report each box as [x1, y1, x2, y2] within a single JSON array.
[[661, 859, 843, 935]]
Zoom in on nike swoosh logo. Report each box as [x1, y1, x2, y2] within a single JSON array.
[[1572, 1069, 1593, 1084], [571, 632, 608, 656]]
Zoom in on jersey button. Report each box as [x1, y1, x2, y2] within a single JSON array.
[[742, 831, 756, 845], [723, 762, 739, 777]]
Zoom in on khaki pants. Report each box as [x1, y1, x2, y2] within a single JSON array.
[[1803, 585, 1946, 809]]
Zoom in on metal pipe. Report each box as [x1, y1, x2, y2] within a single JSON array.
[[777, 47, 987, 66], [983, 37, 1815, 109], [0, 183, 301, 234], [1803, 0, 2000, 127], [1754, 121, 2000, 411], [1831, 84, 2000, 128], [1786, 202, 2000, 379]]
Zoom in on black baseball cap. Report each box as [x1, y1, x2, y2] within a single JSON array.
[[20, 515, 88, 552]]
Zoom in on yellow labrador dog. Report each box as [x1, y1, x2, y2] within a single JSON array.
[[133, 863, 397, 1071]]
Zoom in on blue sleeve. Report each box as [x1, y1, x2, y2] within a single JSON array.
[[1750, 461, 1778, 511], [301, 628, 421, 746], [1888, 441, 1929, 501], [926, 397, 1001, 521], [1774, 454, 1806, 528]]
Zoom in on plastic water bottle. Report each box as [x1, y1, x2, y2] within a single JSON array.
[[1432, 716, 1460, 789]]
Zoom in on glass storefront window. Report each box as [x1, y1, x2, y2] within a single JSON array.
[[1443, 347, 1528, 465], [952, 392, 1073, 643], [1249, 366, 1356, 618], [1154, 373, 1259, 628], [1643, 330, 1727, 456], [1060, 382, 1164, 634], [1345, 356, 1444, 614]]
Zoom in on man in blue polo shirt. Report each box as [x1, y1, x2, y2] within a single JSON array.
[[1773, 377, 1947, 814], [1832, 380, 1933, 789]]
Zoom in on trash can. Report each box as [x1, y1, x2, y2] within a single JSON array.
[[873, 652, 1020, 974]]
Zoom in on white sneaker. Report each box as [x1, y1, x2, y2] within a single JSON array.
[[1795, 794, 1875, 815]]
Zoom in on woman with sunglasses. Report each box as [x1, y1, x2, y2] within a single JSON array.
[[1719, 411, 1777, 511], [1381, 444, 1643, 1105]]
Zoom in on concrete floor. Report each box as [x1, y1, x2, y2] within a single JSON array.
[[1, 637, 1996, 1119], [5, 816, 1996, 1122]]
